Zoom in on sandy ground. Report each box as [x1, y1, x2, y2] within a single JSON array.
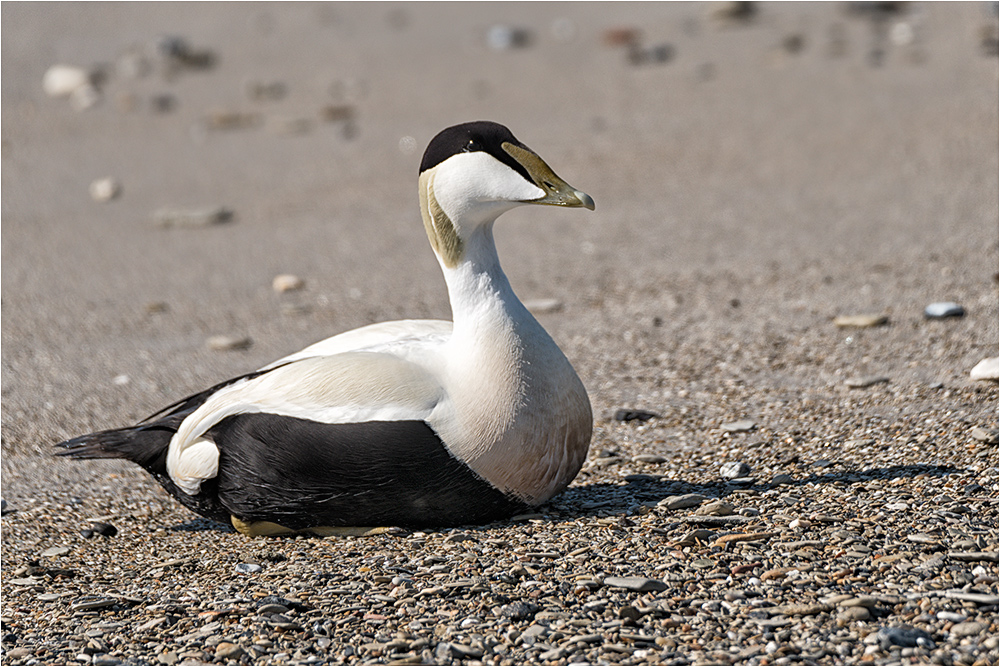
[[1, 1, 998, 664]]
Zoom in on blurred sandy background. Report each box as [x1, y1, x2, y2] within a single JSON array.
[[2, 1, 997, 494]]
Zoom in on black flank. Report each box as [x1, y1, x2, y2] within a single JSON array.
[[211, 413, 529, 529]]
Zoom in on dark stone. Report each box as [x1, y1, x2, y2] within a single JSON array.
[[92, 522, 118, 537], [500, 601, 539, 621], [877, 625, 936, 650], [614, 409, 659, 423]]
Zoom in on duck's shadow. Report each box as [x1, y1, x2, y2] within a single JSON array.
[[541, 462, 963, 523], [166, 463, 962, 535]]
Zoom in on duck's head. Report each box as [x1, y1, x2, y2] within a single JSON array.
[[418, 121, 594, 267]]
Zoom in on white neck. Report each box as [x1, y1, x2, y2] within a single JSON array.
[[440, 221, 532, 340], [417, 158, 592, 504]]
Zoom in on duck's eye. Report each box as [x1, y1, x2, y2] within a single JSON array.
[[464, 138, 480, 152]]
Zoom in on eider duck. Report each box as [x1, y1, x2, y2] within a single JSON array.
[[57, 121, 595, 536]]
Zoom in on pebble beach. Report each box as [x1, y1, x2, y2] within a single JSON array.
[[2, 3, 998, 666]]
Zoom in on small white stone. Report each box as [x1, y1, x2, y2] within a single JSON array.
[[89, 178, 121, 202], [524, 298, 563, 314], [970, 357, 999, 381], [207, 335, 252, 351], [398, 136, 418, 154], [937, 611, 968, 623], [112, 374, 130, 386], [890, 21, 915, 46], [924, 301, 964, 318], [272, 274, 305, 293], [720, 419, 756, 432], [788, 518, 811, 529], [41, 546, 71, 557], [43, 64, 92, 97]]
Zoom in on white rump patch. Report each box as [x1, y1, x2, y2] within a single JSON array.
[[169, 437, 220, 495]]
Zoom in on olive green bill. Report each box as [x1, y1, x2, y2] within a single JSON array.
[[502, 142, 596, 210]]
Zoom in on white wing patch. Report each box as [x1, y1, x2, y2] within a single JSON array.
[[261, 320, 452, 370], [167, 350, 450, 495]]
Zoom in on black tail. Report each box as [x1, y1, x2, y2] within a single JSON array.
[[54, 414, 230, 524], [55, 418, 181, 470]]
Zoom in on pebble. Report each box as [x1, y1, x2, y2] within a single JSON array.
[[950, 621, 988, 637], [71, 598, 117, 611], [720, 419, 756, 432], [500, 601, 538, 620], [771, 474, 794, 485], [245, 79, 287, 101], [523, 298, 563, 314], [603, 27, 641, 47], [89, 177, 122, 202], [948, 551, 999, 562], [877, 626, 936, 649], [937, 611, 968, 622], [970, 356, 1000, 380], [845, 375, 890, 388], [677, 528, 715, 545], [839, 595, 877, 608], [969, 426, 998, 444], [924, 301, 965, 318], [214, 642, 245, 659], [659, 493, 707, 510], [776, 603, 833, 616], [486, 25, 532, 50], [234, 563, 262, 575], [41, 546, 70, 557], [602, 576, 668, 592], [153, 206, 233, 228], [90, 522, 118, 537], [613, 408, 658, 422], [720, 461, 751, 478], [156, 35, 215, 70], [257, 603, 289, 615], [632, 454, 666, 464], [272, 274, 305, 293], [694, 499, 734, 516], [839, 606, 870, 621], [158, 651, 179, 665], [43, 64, 93, 97], [833, 313, 888, 327], [627, 43, 674, 66], [207, 335, 252, 351]]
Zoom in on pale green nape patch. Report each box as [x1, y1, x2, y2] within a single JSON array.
[[418, 170, 463, 268], [231, 515, 394, 538]]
